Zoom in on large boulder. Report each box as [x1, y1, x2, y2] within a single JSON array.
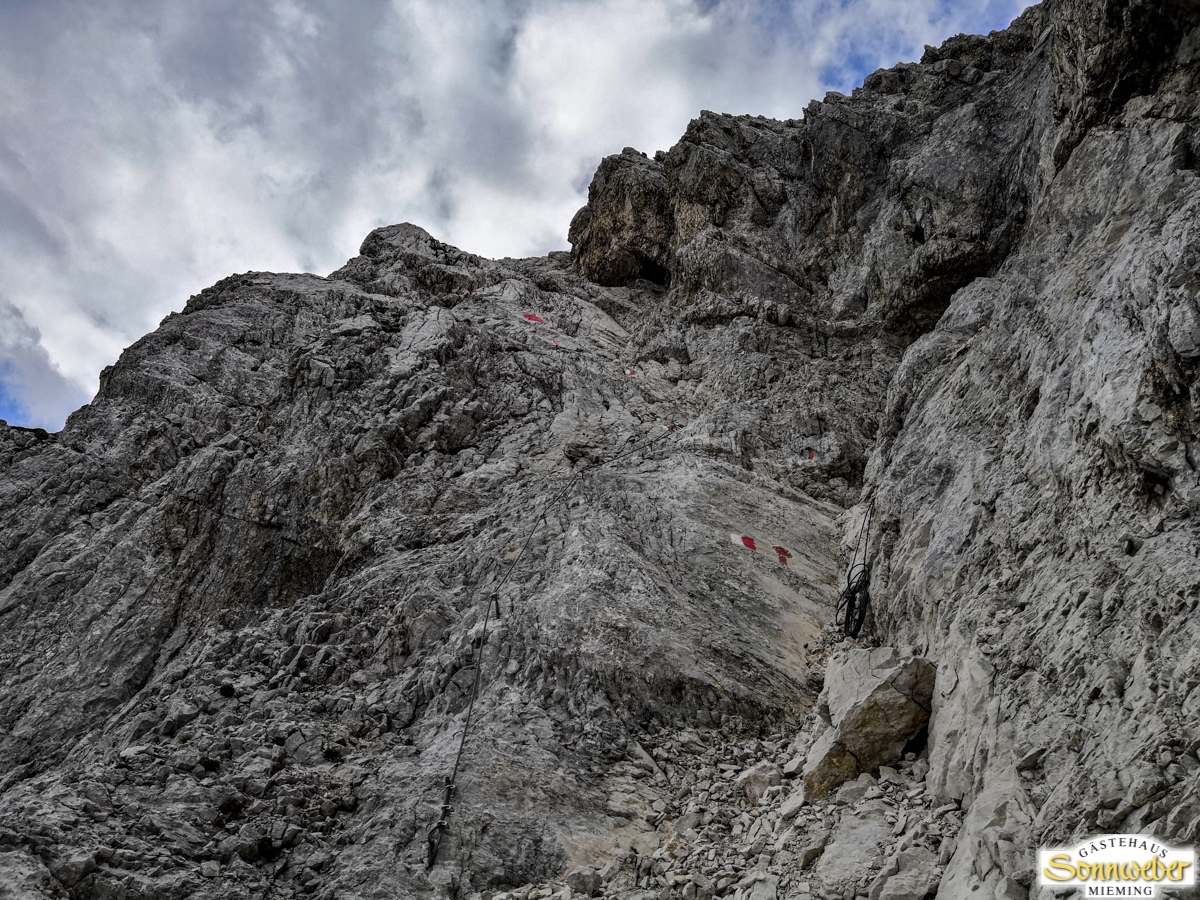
[[802, 648, 935, 798], [568, 148, 673, 287]]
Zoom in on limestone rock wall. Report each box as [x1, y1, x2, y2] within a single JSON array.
[[864, 16, 1200, 896], [2, 1, 1200, 899]]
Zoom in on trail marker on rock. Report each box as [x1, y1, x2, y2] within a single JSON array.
[[731, 532, 795, 566]]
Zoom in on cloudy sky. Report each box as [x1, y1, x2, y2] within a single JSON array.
[[0, 0, 1032, 430]]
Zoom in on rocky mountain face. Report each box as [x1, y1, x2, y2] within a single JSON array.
[[2, 1, 1199, 899]]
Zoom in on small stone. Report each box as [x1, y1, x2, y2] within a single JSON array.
[[866, 847, 939, 900], [1015, 748, 1046, 772], [797, 828, 830, 868], [746, 874, 779, 900], [598, 852, 626, 882], [49, 850, 97, 886], [200, 861, 220, 878], [565, 866, 602, 897], [835, 773, 878, 805], [779, 787, 807, 822], [782, 754, 805, 778], [736, 762, 782, 805]]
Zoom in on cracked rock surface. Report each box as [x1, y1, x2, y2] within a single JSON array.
[[3, 1, 1200, 898], [802, 649, 934, 799]]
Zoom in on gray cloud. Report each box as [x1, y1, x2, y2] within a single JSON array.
[[0, 299, 91, 430], [0, 183, 64, 258], [0, 0, 1033, 430]]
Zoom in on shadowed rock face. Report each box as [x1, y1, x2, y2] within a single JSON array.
[[570, 149, 674, 288], [3, 1, 1200, 898]]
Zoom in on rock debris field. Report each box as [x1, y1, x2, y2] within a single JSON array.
[[3, 1, 1200, 899]]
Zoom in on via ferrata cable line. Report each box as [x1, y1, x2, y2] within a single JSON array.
[[835, 499, 874, 639], [425, 422, 679, 870]]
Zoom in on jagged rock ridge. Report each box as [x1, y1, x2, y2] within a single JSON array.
[[2, 1, 1199, 898]]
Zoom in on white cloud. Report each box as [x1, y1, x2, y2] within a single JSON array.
[[0, 0, 1034, 430]]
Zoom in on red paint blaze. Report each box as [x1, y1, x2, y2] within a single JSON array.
[[522, 313, 545, 323], [740, 535, 757, 551], [773, 546, 792, 566], [807, 448, 815, 460]]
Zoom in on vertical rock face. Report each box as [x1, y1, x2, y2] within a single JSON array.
[[569, 149, 674, 288], [2, 1, 1200, 898]]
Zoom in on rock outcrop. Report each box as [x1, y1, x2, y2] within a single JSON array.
[[802, 649, 934, 799], [3, 0, 1200, 898]]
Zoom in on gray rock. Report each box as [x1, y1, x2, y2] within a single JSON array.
[[565, 866, 602, 897], [866, 847, 939, 900], [736, 761, 783, 805], [781, 753, 805, 778], [598, 852, 626, 882], [745, 874, 779, 900], [803, 650, 934, 798], [779, 786, 807, 822], [46, 849, 97, 887], [2, 2, 1200, 898], [835, 773, 879, 806], [796, 827, 830, 869], [0, 849, 59, 898], [570, 149, 673, 288], [1168, 301, 1200, 359], [813, 802, 891, 893]]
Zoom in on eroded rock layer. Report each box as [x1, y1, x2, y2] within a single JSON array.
[[2, 1, 1199, 898]]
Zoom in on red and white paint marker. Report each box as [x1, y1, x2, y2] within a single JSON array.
[[730, 533, 795, 567]]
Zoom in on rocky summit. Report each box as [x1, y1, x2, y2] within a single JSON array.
[[3, 1, 1200, 898]]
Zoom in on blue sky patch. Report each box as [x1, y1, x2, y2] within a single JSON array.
[[0, 374, 26, 426]]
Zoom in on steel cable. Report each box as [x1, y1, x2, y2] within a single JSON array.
[[835, 499, 874, 639]]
